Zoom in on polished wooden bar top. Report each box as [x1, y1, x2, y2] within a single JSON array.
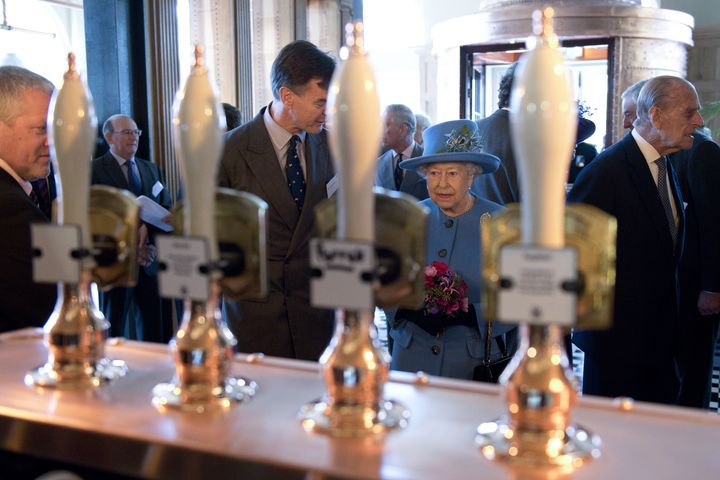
[[0, 329, 718, 479]]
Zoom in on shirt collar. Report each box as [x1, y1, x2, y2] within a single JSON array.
[[263, 101, 306, 150], [631, 128, 662, 166], [109, 150, 135, 168], [394, 141, 415, 158], [0, 157, 33, 195]]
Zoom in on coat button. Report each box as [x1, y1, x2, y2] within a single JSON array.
[[431, 345, 440, 355], [438, 249, 447, 258], [443, 219, 454, 228]]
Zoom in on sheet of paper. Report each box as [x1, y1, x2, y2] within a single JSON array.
[[137, 195, 173, 232]]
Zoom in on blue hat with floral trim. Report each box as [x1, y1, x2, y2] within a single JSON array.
[[399, 119, 500, 174]]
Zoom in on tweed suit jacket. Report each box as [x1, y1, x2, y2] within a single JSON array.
[[218, 107, 335, 361]]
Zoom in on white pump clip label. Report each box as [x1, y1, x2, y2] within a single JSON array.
[[310, 238, 374, 310], [497, 245, 578, 326]]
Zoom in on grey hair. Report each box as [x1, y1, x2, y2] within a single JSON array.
[[385, 104, 416, 134], [416, 162, 481, 179], [415, 113, 431, 131], [0, 66, 54, 124], [621, 79, 648, 103], [634, 76, 697, 128], [102, 114, 133, 137]]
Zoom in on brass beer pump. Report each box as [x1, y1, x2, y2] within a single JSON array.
[[26, 54, 135, 388], [299, 22, 414, 436], [476, 8, 616, 471], [152, 46, 260, 412]]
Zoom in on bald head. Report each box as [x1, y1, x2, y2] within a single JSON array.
[[103, 114, 141, 160]]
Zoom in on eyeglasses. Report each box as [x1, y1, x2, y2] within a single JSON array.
[[114, 129, 142, 136]]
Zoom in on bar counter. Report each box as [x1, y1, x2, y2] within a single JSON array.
[[0, 329, 718, 479]]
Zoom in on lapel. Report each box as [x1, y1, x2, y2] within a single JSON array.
[[135, 157, 156, 197], [0, 168, 39, 212], [667, 158, 685, 256], [400, 143, 425, 192], [378, 150, 394, 188], [100, 152, 132, 191], [622, 134, 675, 253], [243, 111, 301, 231]]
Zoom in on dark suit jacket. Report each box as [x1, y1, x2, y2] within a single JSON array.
[[218, 108, 335, 361], [374, 143, 428, 200], [568, 133, 684, 401], [0, 168, 57, 332], [473, 109, 518, 205], [91, 151, 172, 211], [668, 131, 720, 407]]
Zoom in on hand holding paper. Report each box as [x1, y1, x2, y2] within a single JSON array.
[[137, 195, 173, 232]]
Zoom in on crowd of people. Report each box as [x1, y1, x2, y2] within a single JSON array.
[[0, 40, 717, 410]]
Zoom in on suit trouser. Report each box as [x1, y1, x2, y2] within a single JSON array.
[[581, 352, 680, 405], [676, 310, 720, 408], [102, 269, 163, 343]]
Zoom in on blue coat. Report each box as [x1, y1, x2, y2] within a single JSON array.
[[389, 193, 512, 379]]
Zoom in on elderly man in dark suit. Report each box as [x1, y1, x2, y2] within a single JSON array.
[[218, 40, 336, 361], [0, 66, 57, 332], [669, 128, 720, 408], [374, 104, 428, 200], [91, 114, 173, 342], [568, 76, 703, 404]]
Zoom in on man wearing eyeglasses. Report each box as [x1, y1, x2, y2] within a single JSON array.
[[91, 114, 172, 343]]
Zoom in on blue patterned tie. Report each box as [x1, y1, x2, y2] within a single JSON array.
[[394, 152, 404, 189], [125, 159, 142, 196], [655, 157, 677, 246], [286, 135, 305, 209]]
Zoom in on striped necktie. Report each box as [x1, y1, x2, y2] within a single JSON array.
[[654, 156, 677, 246]]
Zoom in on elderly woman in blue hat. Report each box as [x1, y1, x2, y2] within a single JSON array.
[[388, 119, 517, 381]]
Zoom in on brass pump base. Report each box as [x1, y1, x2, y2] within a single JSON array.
[[299, 399, 409, 437], [25, 357, 128, 389], [476, 417, 601, 469], [152, 376, 258, 413]]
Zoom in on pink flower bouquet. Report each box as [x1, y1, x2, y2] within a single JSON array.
[[423, 261, 469, 317]]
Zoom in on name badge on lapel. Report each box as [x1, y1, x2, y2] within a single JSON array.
[[326, 175, 338, 198], [152, 181, 164, 197]]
